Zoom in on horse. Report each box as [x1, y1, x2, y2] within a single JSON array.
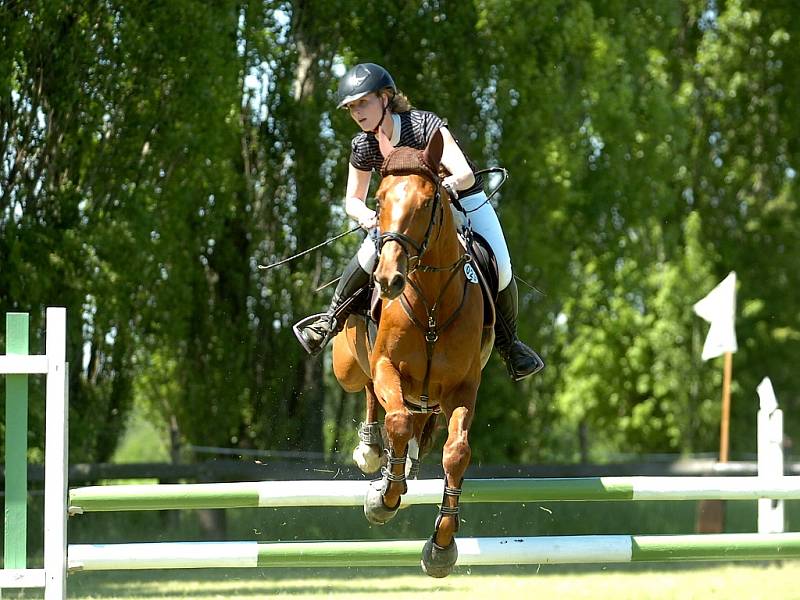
[[331, 130, 493, 577]]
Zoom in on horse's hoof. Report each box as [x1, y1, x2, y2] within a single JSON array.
[[421, 536, 458, 578], [353, 442, 382, 474], [363, 480, 400, 526]]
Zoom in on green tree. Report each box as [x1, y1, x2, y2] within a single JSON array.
[[2, 0, 798, 467]]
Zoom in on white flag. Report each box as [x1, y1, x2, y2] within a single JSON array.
[[693, 271, 738, 361]]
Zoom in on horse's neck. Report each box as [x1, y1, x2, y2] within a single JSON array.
[[434, 200, 461, 262], [412, 201, 463, 299]]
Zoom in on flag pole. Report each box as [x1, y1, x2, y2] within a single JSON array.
[[697, 350, 733, 534], [693, 271, 737, 534], [719, 351, 733, 463]]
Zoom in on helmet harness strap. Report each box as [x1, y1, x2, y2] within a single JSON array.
[[371, 93, 393, 135]]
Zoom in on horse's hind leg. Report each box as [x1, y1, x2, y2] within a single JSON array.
[[405, 413, 434, 479], [352, 382, 383, 474], [422, 397, 475, 578], [332, 329, 382, 473]]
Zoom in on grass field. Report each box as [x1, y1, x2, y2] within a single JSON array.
[[5, 562, 799, 599]]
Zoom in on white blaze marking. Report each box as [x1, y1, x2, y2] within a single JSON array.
[[390, 181, 408, 223]]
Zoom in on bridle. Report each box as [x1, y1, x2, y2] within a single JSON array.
[[375, 172, 473, 414], [376, 180, 443, 273], [376, 176, 471, 276]]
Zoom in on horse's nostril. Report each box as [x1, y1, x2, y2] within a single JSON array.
[[390, 274, 405, 294]]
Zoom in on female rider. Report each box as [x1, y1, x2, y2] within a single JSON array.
[[293, 63, 543, 381]]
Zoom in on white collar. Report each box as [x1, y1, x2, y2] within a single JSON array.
[[390, 113, 401, 146]]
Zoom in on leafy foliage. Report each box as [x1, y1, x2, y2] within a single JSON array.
[[1, 0, 797, 464]]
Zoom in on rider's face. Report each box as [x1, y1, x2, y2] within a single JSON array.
[[346, 93, 387, 131]]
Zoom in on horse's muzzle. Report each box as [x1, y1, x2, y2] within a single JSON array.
[[375, 242, 408, 300], [377, 273, 405, 299]]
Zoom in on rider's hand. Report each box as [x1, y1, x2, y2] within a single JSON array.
[[357, 210, 378, 230], [346, 197, 378, 230], [442, 176, 460, 201]]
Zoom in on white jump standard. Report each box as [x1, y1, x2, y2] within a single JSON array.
[[0, 308, 68, 599]]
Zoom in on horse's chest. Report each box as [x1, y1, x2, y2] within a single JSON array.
[[392, 331, 477, 389]]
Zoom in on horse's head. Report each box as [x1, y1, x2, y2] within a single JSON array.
[[373, 131, 444, 300]]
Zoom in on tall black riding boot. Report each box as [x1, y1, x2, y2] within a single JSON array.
[[293, 254, 371, 356], [494, 277, 545, 381]]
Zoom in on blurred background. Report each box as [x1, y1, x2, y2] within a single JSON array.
[[2, 0, 798, 508]]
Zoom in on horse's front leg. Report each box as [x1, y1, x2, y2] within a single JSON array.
[[364, 358, 412, 525], [352, 382, 383, 474], [422, 390, 476, 578]]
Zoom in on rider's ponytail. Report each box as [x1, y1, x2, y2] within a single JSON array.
[[386, 89, 412, 113]]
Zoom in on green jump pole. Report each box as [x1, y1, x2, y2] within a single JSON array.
[[69, 476, 800, 513], [66, 533, 800, 571], [5, 313, 30, 569]]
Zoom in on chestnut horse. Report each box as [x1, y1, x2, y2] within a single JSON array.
[[332, 131, 492, 577]]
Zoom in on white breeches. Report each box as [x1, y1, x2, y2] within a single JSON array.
[[357, 190, 513, 291]]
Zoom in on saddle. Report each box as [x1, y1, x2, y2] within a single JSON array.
[[460, 231, 499, 327]]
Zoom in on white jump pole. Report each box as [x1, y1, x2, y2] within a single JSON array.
[[68, 476, 800, 512], [67, 533, 800, 571]]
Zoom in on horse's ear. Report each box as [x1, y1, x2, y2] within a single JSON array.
[[423, 129, 444, 172]]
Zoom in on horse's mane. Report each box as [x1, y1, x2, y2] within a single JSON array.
[[380, 147, 440, 185]]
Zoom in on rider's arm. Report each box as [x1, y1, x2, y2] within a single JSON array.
[[439, 126, 475, 194], [345, 164, 377, 229]]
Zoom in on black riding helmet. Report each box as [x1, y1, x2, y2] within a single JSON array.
[[336, 63, 396, 109]]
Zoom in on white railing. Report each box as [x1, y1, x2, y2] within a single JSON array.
[[0, 308, 68, 600]]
